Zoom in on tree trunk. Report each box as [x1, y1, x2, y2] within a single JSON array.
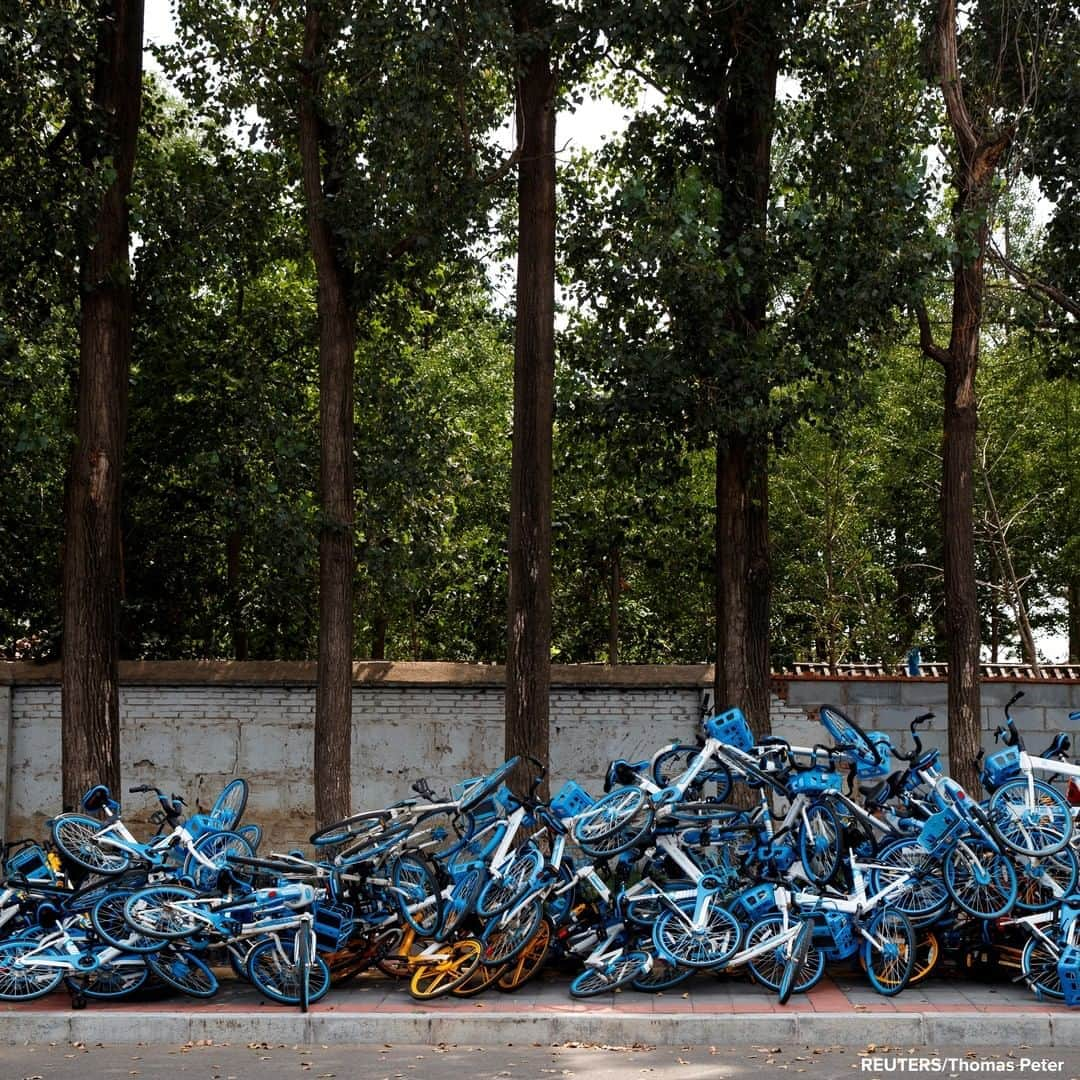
[[505, 3, 556, 799], [607, 547, 619, 666], [301, 3, 356, 828], [711, 16, 777, 742], [715, 436, 771, 737], [371, 615, 388, 661], [226, 529, 248, 660], [61, 0, 144, 811], [1069, 580, 1080, 664], [927, 0, 1015, 796]]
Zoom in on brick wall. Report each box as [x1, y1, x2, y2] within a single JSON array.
[[2, 663, 1077, 847]]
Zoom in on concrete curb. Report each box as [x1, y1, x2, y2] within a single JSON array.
[[1, 1010, 1076, 1047]]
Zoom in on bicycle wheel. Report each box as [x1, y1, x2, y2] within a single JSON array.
[[209, 778, 249, 831], [651, 746, 732, 802], [441, 868, 484, 936], [862, 909, 914, 996], [631, 939, 694, 992], [147, 947, 219, 998], [569, 951, 650, 997], [458, 759, 519, 813], [908, 930, 941, 985], [652, 901, 741, 969], [409, 938, 482, 999], [497, 917, 552, 992], [988, 779, 1073, 857], [247, 934, 331, 1008], [574, 789, 654, 857], [0, 940, 65, 1001], [1015, 847, 1079, 912], [779, 920, 814, 1005], [867, 838, 950, 923], [476, 848, 544, 918], [91, 891, 162, 954], [123, 885, 201, 940], [1021, 934, 1063, 1000], [311, 811, 388, 849], [65, 958, 149, 1000], [943, 840, 1017, 918], [745, 916, 825, 996], [798, 801, 843, 885], [818, 705, 882, 766], [183, 830, 255, 891], [376, 926, 421, 978], [480, 898, 544, 966], [573, 788, 650, 845], [51, 814, 131, 876], [391, 855, 441, 937], [452, 958, 506, 997]]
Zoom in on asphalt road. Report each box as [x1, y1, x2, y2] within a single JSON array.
[[3, 1042, 1079, 1080]]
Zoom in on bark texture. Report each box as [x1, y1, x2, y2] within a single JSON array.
[[712, 14, 778, 741], [61, 0, 144, 810], [301, 2, 357, 827], [505, 1, 556, 798]]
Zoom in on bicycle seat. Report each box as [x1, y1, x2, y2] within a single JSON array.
[[80, 785, 115, 814], [1040, 732, 1071, 760]]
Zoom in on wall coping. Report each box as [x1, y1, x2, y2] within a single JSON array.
[[2, 660, 1078, 688]]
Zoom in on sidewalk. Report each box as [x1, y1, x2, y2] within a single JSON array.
[[2, 971, 1075, 1047]]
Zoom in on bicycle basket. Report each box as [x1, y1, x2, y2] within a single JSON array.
[[729, 883, 776, 925], [812, 909, 858, 962], [704, 708, 755, 753], [550, 780, 595, 819], [314, 901, 356, 953], [918, 807, 968, 858], [788, 767, 843, 794], [4, 843, 56, 885], [980, 746, 1021, 790], [854, 732, 893, 779], [1058, 946, 1080, 1007]]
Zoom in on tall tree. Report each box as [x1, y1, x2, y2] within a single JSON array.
[[298, 1, 357, 829], [61, 0, 144, 808], [505, 0, 557, 795], [166, 0, 512, 824], [916, 0, 1060, 792]]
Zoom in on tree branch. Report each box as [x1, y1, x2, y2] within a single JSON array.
[[989, 240, 1080, 321], [915, 301, 950, 366]]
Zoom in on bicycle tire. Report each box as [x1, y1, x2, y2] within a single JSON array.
[[51, 814, 132, 876], [408, 938, 482, 999], [745, 916, 825, 996], [651, 900, 741, 969], [0, 940, 66, 1001], [480, 898, 544, 966], [65, 958, 149, 1000], [569, 951, 650, 997], [209, 778, 248, 831], [91, 891, 162, 954], [651, 746, 732, 802], [942, 839, 1017, 918], [779, 920, 813, 1004], [147, 947, 219, 998], [183, 830, 255, 891], [798, 800, 843, 885], [123, 885, 201, 940], [862, 909, 915, 996], [988, 779, 1073, 857], [1020, 934, 1063, 1000], [497, 917, 552, 992], [476, 848, 544, 918], [246, 935, 331, 1007]]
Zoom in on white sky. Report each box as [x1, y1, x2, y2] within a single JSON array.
[[142, 1, 1072, 665]]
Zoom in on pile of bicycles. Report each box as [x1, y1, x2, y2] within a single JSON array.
[[1, 689, 1079, 1011]]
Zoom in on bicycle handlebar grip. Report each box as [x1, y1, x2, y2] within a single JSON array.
[[129, 785, 151, 793], [913, 712, 934, 725], [1006, 689, 1025, 710]]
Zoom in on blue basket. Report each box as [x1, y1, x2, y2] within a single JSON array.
[[729, 883, 776, 925], [550, 780, 594, 819], [788, 767, 843, 794], [4, 844, 56, 885], [981, 746, 1021, 789], [314, 901, 356, 953], [705, 708, 755, 753], [1058, 946, 1080, 1006], [918, 808, 968, 858], [854, 732, 893, 779], [812, 910, 858, 962]]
